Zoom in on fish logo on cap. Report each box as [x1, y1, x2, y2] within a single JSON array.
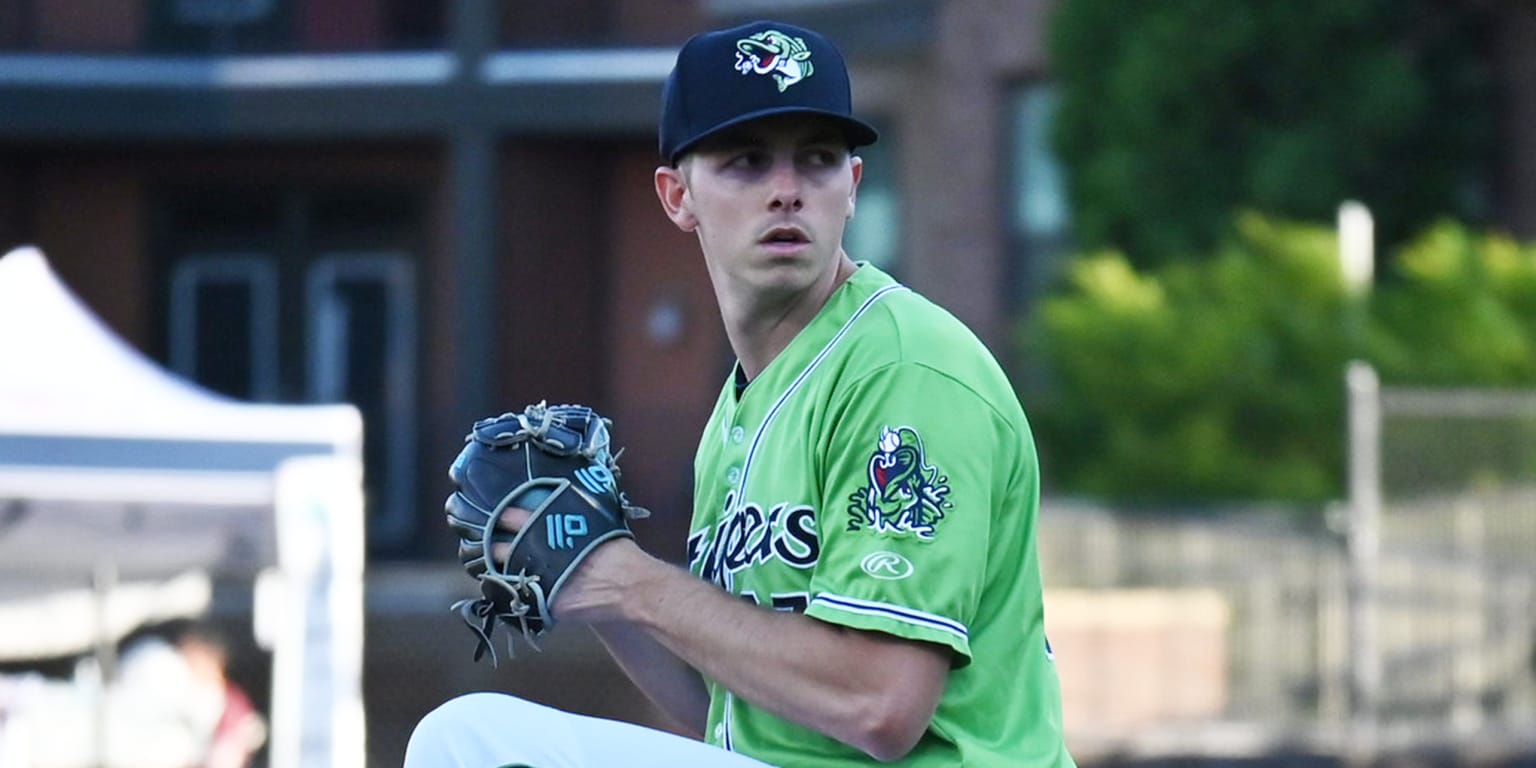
[[734, 29, 815, 92]]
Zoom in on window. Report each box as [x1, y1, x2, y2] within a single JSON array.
[[159, 187, 423, 553], [148, 0, 290, 53], [170, 255, 280, 401], [1008, 83, 1071, 312], [306, 253, 418, 545], [173, 0, 275, 25]]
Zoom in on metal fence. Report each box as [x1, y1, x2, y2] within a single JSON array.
[[1040, 503, 1351, 757], [1039, 368, 1536, 764], [1366, 374, 1536, 751]]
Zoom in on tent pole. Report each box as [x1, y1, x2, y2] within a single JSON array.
[[92, 562, 118, 767]]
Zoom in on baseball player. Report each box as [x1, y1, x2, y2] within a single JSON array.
[[406, 19, 1075, 768]]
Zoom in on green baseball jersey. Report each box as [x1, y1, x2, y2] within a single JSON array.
[[687, 264, 1075, 768]]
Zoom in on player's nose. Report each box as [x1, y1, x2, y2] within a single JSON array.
[[766, 159, 804, 212]]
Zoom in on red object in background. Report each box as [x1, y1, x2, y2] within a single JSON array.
[[205, 682, 265, 768]]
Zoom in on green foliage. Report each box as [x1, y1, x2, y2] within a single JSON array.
[[1025, 213, 1351, 502], [1024, 216, 1536, 504], [1367, 222, 1536, 386], [1047, 0, 1492, 266]]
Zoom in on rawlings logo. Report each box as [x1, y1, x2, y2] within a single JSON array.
[[734, 29, 814, 92], [860, 551, 915, 580], [847, 426, 952, 540]]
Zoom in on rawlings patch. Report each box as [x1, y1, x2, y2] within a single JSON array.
[[860, 551, 915, 580], [734, 29, 815, 92], [847, 426, 952, 539]]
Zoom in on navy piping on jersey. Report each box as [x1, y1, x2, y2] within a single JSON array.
[[728, 283, 908, 523], [723, 692, 736, 752], [809, 593, 970, 645]]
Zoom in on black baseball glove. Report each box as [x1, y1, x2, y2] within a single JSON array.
[[444, 402, 647, 664]]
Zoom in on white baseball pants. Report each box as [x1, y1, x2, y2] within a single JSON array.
[[404, 693, 777, 768]]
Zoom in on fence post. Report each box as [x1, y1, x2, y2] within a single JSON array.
[[1347, 361, 1382, 764], [1452, 498, 1485, 733]]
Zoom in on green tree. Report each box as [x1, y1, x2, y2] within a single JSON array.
[[1368, 221, 1536, 386], [1024, 215, 1536, 505], [1048, 0, 1492, 267], [1025, 214, 1352, 503]]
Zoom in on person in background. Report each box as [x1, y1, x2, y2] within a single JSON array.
[[0, 619, 265, 768]]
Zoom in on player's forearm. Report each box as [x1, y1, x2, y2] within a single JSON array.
[[588, 619, 709, 737], [618, 555, 946, 761]]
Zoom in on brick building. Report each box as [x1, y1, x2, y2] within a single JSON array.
[[4, 2, 1536, 762], [0, 5, 1068, 760], [0, 0, 1075, 560], [6, 0, 1536, 556]]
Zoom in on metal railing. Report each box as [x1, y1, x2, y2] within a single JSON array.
[[1037, 367, 1536, 763]]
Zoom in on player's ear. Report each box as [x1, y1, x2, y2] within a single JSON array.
[[654, 164, 698, 232], [845, 154, 863, 220]]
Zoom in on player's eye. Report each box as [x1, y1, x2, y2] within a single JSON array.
[[806, 148, 837, 165], [800, 145, 846, 170], [725, 151, 770, 172]]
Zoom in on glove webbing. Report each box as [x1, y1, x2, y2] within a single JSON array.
[[451, 473, 571, 664], [452, 575, 547, 664]]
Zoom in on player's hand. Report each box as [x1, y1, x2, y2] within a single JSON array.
[[490, 506, 643, 624], [487, 505, 533, 565], [443, 403, 646, 662]]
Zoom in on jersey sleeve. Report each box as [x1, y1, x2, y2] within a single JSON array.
[[804, 362, 1015, 665]]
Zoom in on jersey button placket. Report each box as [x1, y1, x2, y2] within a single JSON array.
[[726, 424, 747, 486]]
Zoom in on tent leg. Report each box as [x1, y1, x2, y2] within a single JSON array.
[[92, 562, 118, 768]]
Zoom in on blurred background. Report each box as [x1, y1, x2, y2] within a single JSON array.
[[1, 0, 1534, 766]]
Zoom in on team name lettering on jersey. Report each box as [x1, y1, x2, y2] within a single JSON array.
[[846, 425, 952, 540], [687, 491, 820, 589]]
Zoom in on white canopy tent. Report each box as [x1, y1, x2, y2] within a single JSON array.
[[0, 246, 366, 768]]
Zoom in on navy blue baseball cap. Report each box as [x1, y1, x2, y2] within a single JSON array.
[[659, 20, 879, 165]]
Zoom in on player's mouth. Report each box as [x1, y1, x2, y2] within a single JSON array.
[[759, 226, 810, 252]]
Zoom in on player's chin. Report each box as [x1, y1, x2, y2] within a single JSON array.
[[747, 271, 818, 301], [747, 252, 825, 288]]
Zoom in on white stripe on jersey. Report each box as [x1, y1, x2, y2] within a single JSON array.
[[732, 283, 908, 505], [723, 691, 735, 751], [721, 281, 907, 752], [810, 593, 970, 645]]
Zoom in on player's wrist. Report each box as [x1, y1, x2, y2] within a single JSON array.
[[608, 539, 667, 625], [619, 554, 725, 635], [551, 537, 653, 624]]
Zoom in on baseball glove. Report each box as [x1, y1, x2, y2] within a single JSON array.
[[444, 402, 647, 664]]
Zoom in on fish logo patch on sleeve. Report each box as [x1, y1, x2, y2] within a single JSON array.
[[846, 426, 952, 539]]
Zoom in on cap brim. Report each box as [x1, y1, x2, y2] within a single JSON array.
[[668, 106, 879, 164]]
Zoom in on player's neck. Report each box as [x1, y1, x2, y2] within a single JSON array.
[[722, 255, 856, 381]]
